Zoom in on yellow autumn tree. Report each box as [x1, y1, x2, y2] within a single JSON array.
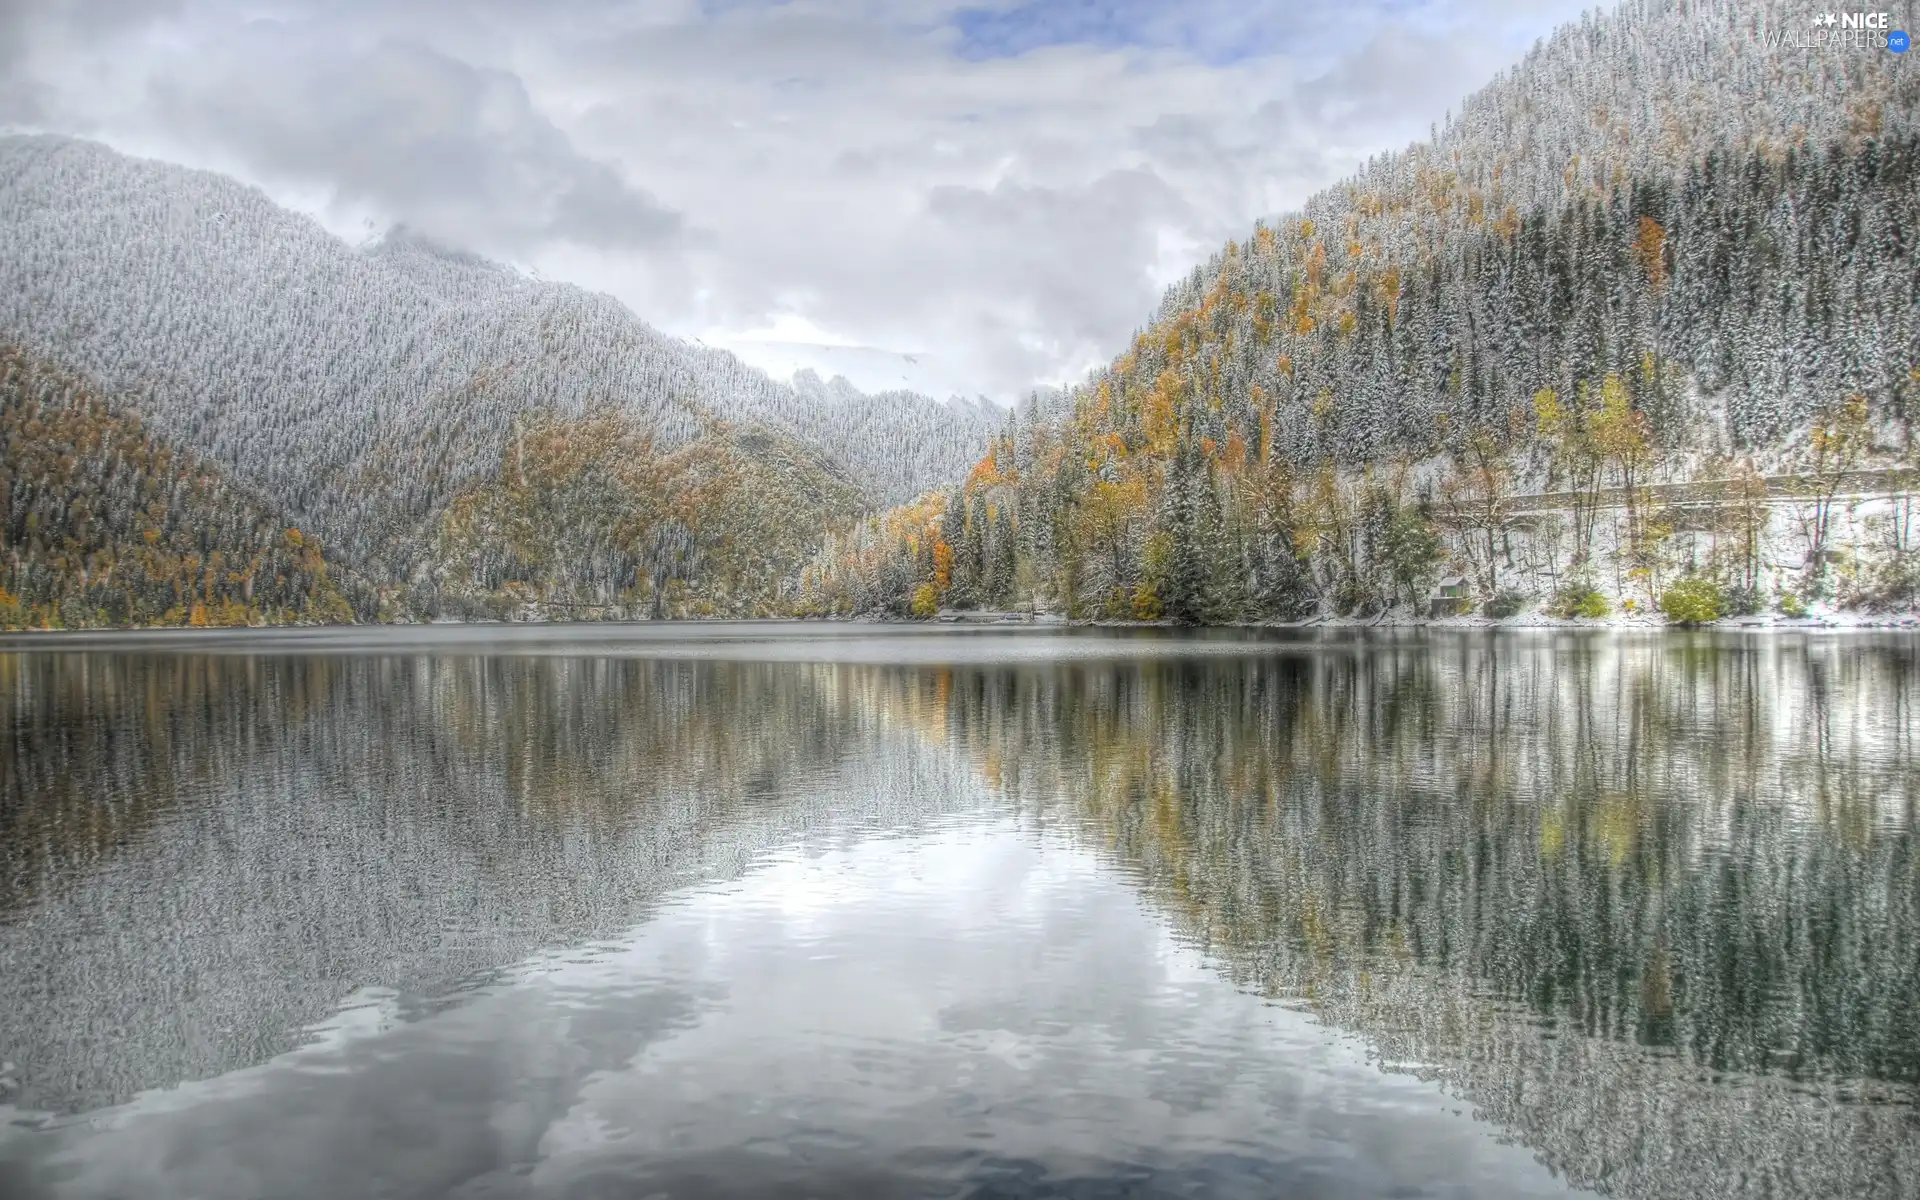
[[1634, 216, 1668, 293]]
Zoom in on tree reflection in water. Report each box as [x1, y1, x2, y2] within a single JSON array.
[[1, 630, 1915, 1198], [934, 632, 1920, 1198]]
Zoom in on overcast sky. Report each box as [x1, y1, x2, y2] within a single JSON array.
[[1, 0, 1594, 400]]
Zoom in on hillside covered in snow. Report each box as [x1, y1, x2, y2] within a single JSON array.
[[0, 134, 1002, 619], [4, 0, 1916, 628], [800, 0, 1920, 623]]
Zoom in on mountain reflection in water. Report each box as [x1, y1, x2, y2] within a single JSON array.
[[0, 628, 1915, 1199]]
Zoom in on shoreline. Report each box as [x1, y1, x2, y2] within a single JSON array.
[[3, 611, 1918, 641]]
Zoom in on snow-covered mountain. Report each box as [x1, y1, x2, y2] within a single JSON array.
[[796, 0, 1920, 622], [0, 134, 1001, 580]]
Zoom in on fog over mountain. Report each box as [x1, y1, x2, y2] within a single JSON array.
[[0, 0, 1599, 401]]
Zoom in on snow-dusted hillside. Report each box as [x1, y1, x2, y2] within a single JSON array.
[[0, 134, 1000, 578], [1133, 0, 1920, 458], [798, 0, 1920, 623]]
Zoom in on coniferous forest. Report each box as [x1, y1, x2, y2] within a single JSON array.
[[797, 0, 1920, 624], [0, 346, 357, 628], [0, 138, 996, 624], [2, 0, 1918, 628]]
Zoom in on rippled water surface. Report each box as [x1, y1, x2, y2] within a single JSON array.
[[1, 625, 1916, 1198]]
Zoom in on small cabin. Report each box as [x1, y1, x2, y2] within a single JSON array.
[[1428, 576, 1471, 618]]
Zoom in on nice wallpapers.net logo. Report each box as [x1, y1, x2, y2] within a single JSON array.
[[1756, 11, 1910, 50]]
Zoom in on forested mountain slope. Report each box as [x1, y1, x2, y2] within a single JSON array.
[[422, 408, 869, 620], [801, 0, 1920, 622], [789, 369, 1008, 517], [0, 345, 357, 628], [0, 135, 999, 596], [1144, 0, 1919, 457]]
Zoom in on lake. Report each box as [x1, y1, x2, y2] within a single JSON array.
[[0, 625, 1915, 1199]]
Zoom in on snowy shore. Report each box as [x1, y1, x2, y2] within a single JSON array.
[[927, 608, 1920, 631]]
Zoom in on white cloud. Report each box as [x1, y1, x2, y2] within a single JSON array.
[[0, 0, 1594, 401]]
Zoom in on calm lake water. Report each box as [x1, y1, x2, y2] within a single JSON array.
[[0, 625, 1915, 1199]]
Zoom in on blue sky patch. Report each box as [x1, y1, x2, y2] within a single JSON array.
[[950, 0, 1443, 65]]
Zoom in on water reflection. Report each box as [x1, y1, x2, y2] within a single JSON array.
[[0, 630, 1915, 1198], [939, 633, 1920, 1197], [0, 652, 986, 1115], [0, 824, 1570, 1200]]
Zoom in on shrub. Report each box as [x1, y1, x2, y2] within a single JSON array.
[[1778, 591, 1807, 618], [910, 583, 938, 619], [1850, 559, 1920, 611], [1659, 577, 1723, 625], [1721, 584, 1764, 617], [1483, 589, 1527, 619], [1549, 582, 1610, 620], [1130, 582, 1164, 621]]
